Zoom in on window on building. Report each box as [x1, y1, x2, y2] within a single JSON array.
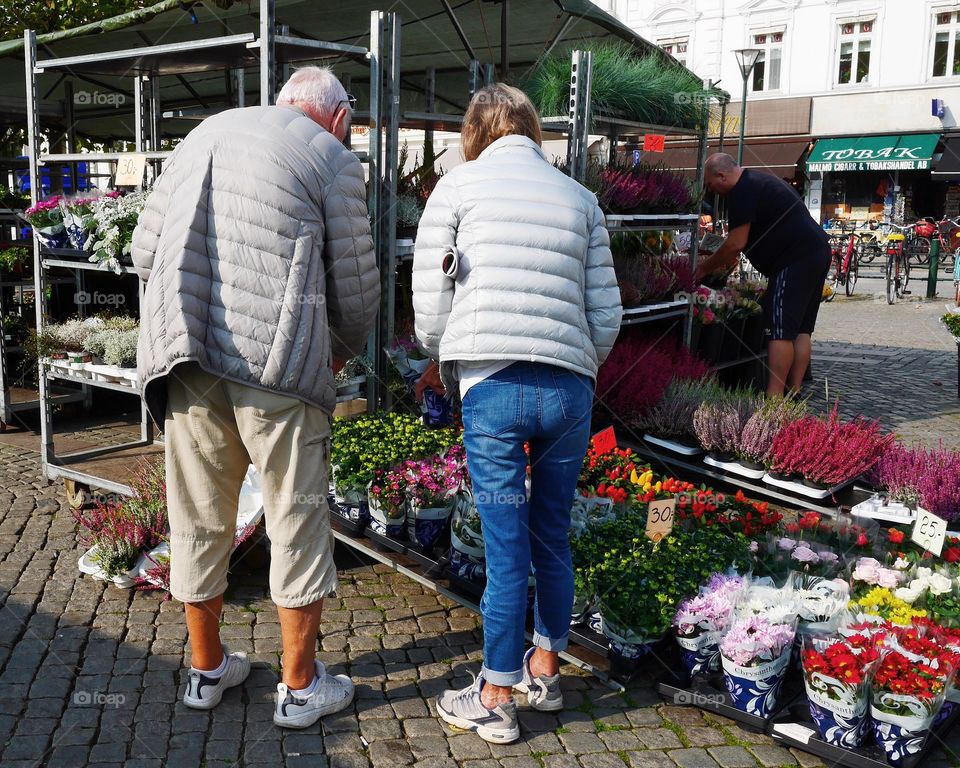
[[932, 10, 960, 77], [750, 31, 783, 92], [660, 37, 689, 69], [837, 19, 873, 84]]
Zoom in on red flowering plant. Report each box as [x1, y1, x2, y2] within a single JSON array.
[[768, 405, 893, 488], [676, 486, 721, 524], [578, 443, 646, 505], [706, 489, 783, 539], [871, 649, 955, 720], [802, 633, 880, 689], [368, 466, 407, 514]]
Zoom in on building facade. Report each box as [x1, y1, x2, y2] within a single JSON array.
[[598, 0, 960, 222]]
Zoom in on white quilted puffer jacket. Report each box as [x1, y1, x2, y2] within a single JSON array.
[[132, 105, 380, 424], [412, 135, 622, 387]]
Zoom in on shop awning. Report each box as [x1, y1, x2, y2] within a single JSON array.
[[806, 133, 940, 173], [933, 136, 960, 179], [636, 138, 809, 179]]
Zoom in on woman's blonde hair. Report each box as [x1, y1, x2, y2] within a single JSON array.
[[461, 83, 542, 161]]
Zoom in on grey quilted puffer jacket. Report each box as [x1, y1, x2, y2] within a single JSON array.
[[132, 105, 380, 425], [412, 135, 621, 386]]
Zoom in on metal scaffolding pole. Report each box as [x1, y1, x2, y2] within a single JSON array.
[[567, 50, 593, 182]]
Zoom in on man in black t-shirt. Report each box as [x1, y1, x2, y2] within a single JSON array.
[[696, 153, 831, 397]]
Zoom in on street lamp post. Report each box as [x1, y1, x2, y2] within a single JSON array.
[[733, 48, 762, 166]]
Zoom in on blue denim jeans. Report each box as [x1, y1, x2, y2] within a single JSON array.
[[461, 362, 594, 686]]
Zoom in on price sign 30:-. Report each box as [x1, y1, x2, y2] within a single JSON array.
[[646, 496, 676, 542]]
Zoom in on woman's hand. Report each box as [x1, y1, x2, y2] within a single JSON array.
[[415, 360, 446, 401]]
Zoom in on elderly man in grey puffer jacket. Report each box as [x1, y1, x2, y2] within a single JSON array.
[[131, 67, 379, 728]]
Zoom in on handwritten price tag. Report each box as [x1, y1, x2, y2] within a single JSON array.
[[114, 153, 147, 187], [592, 426, 617, 456], [911, 507, 947, 556], [645, 496, 676, 542], [643, 134, 665, 153]]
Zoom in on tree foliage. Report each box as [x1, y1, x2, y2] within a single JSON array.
[[0, 1, 148, 41]]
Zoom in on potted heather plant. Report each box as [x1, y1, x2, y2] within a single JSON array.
[[874, 443, 960, 523], [640, 377, 721, 454], [719, 614, 796, 718], [23, 195, 66, 248], [801, 633, 880, 747], [736, 396, 807, 473], [693, 388, 758, 467]]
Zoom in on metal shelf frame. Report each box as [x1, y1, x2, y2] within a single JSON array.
[[22, 1, 399, 495]]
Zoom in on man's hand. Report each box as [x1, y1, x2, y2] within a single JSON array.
[[414, 360, 446, 402]]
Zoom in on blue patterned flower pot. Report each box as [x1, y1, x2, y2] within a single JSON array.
[[406, 501, 453, 549], [368, 494, 406, 539], [871, 719, 928, 767], [449, 492, 484, 578], [676, 630, 722, 676], [600, 615, 655, 665], [35, 225, 68, 249], [721, 647, 791, 718], [804, 674, 869, 747], [870, 695, 939, 768]]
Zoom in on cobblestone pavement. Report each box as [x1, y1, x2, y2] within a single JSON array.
[[807, 291, 960, 447]]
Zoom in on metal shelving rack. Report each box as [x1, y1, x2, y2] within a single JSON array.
[[22, 2, 401, 501]]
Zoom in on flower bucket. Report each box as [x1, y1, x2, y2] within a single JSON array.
[[721, 645, 792, 718], [870, 702, 935, 768], [367, 485, 406, 539], [804, 672, 870, 748], [676, 629, 723, 676], [62, 210, 89, 250], [600, 613, 655, 664], [77, 545, 143, 589], [406, 499, 453, 549], [570, 593, 592, 626], [422, 387, 452, 427], [34, 224, 68, 249], [449, 491, 485, 580]]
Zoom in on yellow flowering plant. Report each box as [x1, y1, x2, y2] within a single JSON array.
[[851, 586, 927, 626]]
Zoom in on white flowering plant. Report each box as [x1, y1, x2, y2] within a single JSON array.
[[85, 191, 148, 274]]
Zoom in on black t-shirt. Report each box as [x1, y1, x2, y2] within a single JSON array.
[[726, 169, 830, 277]]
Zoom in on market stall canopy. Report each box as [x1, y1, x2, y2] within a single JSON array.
[[0, 0, 683, 142], [634, 138, 810, 180], [806, 133, 940, 173], [932, 135, 960, 180]]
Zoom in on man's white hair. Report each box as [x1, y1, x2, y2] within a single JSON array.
[[277, 66, 347, 118]]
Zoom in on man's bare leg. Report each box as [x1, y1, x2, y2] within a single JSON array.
[[786, 333, 812, 394], [278, 600, 324, 689], [767, 340, 794, 397]]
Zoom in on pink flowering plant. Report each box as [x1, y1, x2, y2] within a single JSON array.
[[368, 467, 407, 513], [850, 556, 907, 600], [719, 614, 795, 667], [403, 445, 467, 509], [23, 195, 64, 229], [873, 443, 960, 522]]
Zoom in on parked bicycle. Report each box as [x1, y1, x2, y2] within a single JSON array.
[[932, 216, 960, 273], [828, 222, 859, 296], [885, 223, 911, 304]]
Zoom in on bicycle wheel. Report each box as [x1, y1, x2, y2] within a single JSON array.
[[942, 247, 955, 273], [886, 253, 896, 304], [911, 237, 931, 265], [903, 253, 911, 294], [845, 254, 858, 296], [859, 242, 878, 264]]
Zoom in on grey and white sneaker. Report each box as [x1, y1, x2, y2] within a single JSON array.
[[182, 646, 251, 710], [436, 673, 520, 744], [513, 647, 563, 711], [273, 660, 355, 729]]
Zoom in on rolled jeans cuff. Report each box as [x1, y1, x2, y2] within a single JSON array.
[[481, 665, 523, 687], [533, 631, 568, 653]]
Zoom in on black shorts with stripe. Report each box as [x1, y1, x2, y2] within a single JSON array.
[[762, 248, 831, 341]]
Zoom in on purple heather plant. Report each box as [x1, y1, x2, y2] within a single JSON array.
[[640, 378, 721, 440], [737, 397, 808, 466], [874, 443, 960, 521], [692, 388, 758, 456]]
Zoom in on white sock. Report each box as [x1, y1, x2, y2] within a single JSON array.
[[292, 675, 320, 697], [193, 653, 228, 678]]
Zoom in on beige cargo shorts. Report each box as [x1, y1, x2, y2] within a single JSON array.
[[164, 362, 337, 608]]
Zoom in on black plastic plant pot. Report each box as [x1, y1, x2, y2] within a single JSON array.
[[738, 458, 766, 471], [802, 477, 834, 491], [696, 323, 724, 364], [708, 450, 736, 463], [720, 318, 746, 362]]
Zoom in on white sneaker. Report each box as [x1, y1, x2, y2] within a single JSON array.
[[273, 660, 355, 729], [182, 646, 250, 710], [514, 647, 563, 711], [436, 673, 520, 744]]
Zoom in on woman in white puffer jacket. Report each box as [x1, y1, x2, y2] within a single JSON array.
[[412, 84, 622, 744]]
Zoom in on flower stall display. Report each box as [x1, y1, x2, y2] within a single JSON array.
[[870, 649, 956, 766], [693, 388, 759, 475], [614, 249, 695, 308], [765, 405, 893, 499], [84, 190, 149, 273], [367, 466, 407, 538], [719, 612, 797, 717], [330, 411, 459, 507], [789, 572, 850, 636], [679, 489, 783, 540], [736, 396, 807, 474], [60, 191, 120, 250], [672, 573, 744, 676], [0, 246, 32, 278], [591, 163, 700, 215], [800, 633, 880, 747], [23, 195, 66, 248]]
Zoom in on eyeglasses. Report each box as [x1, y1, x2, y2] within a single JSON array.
[[339, 93, 357, 111]]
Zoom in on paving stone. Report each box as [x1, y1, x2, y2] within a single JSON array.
[[558, 709, 596, 731], [788, 748, 825, 768], [328, 754, 372, 768], [626, 708, 665, 728], [89, 742, 128, 763], [599, 729, 643, 751], [624, 751, 675, 768], [580, 753, 631, 768], [708, 746, 761, 768], [558, 731, 607, 754], [684, 727, 729, 748], [499, 758, 542, 768], [635, 728, 684, 749], [368, 739, 414, 766], [360, 718, 403, 741], [322, 732, 364, 754], [448, 733, 493, 760], [749, 746, 798, 767], [403, 717, 444, 737], [244, 740, 284, 763]]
